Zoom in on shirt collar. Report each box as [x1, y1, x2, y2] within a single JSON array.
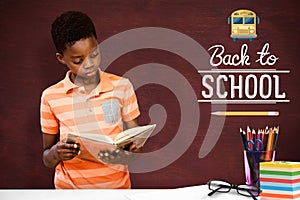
[[98, 71, 114, 94], [63, 69, 114, 94], [63, 71, 78, 93]]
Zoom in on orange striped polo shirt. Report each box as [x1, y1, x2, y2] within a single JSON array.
[[40, 70, 140, 189]]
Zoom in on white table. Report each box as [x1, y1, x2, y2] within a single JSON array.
[[0, 185, 257, 200]]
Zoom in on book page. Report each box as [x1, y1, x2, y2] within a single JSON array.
[[67, 133, 114, 144], [115, 124, 156, 144]]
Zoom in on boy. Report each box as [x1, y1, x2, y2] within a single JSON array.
[[40, 11, 140, 189]]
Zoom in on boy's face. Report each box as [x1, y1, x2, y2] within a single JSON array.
[[56, 36, 100, 79]]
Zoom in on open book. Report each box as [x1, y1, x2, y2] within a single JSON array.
[[66, 124, 156, 164]]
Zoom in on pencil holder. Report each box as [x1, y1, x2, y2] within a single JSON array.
[[244, 150, 276, 188]]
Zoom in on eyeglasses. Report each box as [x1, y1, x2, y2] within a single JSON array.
[[207, 180, 261, 200]]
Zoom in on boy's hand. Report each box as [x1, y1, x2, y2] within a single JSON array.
[[128, 141, 142, 153], [97, 143, 140, 164], [97, 148, 127, 164], [53, 139, 80, 161]]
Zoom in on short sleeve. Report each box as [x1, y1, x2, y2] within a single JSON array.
[[40, 92, 59, 134], [121, 79, 140, 122]]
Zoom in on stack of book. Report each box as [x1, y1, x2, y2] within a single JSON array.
[[260, 161, 300, 199]]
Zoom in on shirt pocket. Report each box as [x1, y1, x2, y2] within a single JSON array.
[[101, 99, 120, 123]]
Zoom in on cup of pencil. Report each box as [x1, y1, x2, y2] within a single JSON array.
[[240, 126, 279, 188]]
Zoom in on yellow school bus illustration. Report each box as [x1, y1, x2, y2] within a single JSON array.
[[228, 9, 260, 42]]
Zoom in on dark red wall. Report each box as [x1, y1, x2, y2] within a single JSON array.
[[0, 0, 299, 188]]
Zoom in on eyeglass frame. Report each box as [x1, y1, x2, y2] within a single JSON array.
[[207, 179, 261, 200]]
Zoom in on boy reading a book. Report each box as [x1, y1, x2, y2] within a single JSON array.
[[40, 11, 140, 189]]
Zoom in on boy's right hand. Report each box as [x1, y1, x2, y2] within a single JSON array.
[[53, 139, 80, 161]]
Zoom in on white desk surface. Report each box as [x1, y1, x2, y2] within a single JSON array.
[[0, 185, 258, 200]]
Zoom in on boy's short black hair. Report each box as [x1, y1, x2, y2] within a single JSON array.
[[51, 11, 97, 54]]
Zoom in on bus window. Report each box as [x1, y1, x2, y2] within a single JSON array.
[[245, 17, 254, 24], [233, 17, 243, 24]]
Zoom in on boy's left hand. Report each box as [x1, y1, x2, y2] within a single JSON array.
[[127, 141, 142, 152], [97, 142, 141, 164]]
